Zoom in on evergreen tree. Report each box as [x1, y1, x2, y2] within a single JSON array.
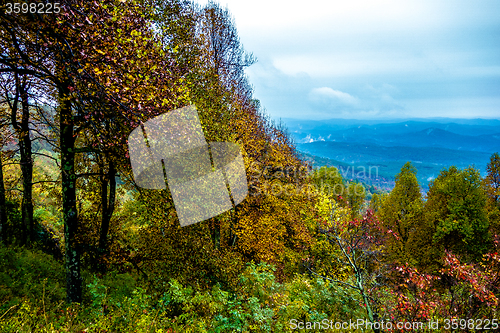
[[378, 162, 425, 266], [484, 152, 500, 235], [369, 192, 386, 214], [426, 166, 490, 262]]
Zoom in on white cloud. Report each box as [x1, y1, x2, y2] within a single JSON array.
[[309, 87, 359, 106], [195, 0, 500, 120], [204, 0, 439, 34]]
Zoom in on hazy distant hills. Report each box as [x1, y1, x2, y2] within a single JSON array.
[[284, 118, 500, 153], [389, 128, 500, 152], [282, 117, 500, 136], [303, 127, 500, 152], [296, 141, 492, 166], [282, 118, 500, 191]]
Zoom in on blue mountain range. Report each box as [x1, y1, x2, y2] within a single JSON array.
[[282, 118, 500, 191]]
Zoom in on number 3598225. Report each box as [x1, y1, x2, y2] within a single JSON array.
[[5, 2, 61, 14]]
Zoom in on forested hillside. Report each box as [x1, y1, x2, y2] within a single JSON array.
[[0, 1, 499, 332]]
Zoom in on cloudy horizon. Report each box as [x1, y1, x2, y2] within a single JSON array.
[[196, 0, 500, 120]]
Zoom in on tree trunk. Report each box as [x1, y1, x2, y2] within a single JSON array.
[[10, 76, 34, 246], [99, 160, 107, 253], [0, 153, 7, 244], [356, 269, 380, 333], [99, 159, 116, 253], [60, 85, 82, 303], [19, 83, 34, 245]]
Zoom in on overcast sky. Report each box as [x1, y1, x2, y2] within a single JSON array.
[[196, 0, 500, 120]]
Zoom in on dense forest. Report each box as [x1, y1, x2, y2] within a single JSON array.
[[0, 1, 499, 332]]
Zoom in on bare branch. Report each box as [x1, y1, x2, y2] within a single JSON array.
[[32, 180, 58, 185]]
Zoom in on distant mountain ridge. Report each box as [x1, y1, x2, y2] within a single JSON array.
[[281, 117, 500, 131], [284, 118, 500, 153], [283, 117, 500, 191], [297, 141, 492, 167]]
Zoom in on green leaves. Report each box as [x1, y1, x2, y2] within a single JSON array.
[[426, 166, 490, 261]]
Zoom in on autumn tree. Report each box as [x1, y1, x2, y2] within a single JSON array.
[[1, 0, 196, 301], [1, 0, 313, 302], [346, 181, 366, 219], [311, 166, 345, 201], [310, 166, 366, 217], [388, 237, 500, 323], [305, 200, 386, 332], [1, 1, 80, 301], [124, 0, 313, 288], [195, 1, 255, 102]]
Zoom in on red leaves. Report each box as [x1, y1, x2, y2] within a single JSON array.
[[389, 247, 500, 324], [441, 250, 499, 307], [391, 264, 443, 322], [386, 228, 401, 241]]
